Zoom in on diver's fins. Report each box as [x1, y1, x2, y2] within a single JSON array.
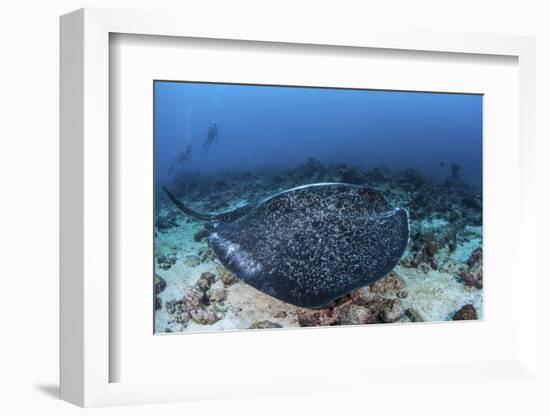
[[163, 187, 214, 221]]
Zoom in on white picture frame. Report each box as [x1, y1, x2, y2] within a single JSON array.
[[60, 7, 538, 408]]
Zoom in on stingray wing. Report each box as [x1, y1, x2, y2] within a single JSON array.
[[209, 183, 409, 308]]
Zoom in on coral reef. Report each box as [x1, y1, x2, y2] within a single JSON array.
[[336, 164, 366, 184], [155, 157, 483, 332], [296, 287, 405, 327], [399, 168, 430, 191], [165, 271, 226, 327], [369, 271, 405, 295]]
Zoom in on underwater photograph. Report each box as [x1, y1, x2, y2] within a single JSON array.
[[154, 81, 483, 334]]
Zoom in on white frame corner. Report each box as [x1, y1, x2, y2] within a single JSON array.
[[60, 7, 537, 407]]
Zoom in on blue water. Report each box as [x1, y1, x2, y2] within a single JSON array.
[[155, 81, 482, 188]]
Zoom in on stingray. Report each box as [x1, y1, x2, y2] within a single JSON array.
[[163, 183, 409, 308]]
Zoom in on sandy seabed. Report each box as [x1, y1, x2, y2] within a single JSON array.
[[154, 212, 483, 334]]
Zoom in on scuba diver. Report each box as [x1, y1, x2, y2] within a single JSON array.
[[168, 144, 192, 175], [202, 120, 219, 153]]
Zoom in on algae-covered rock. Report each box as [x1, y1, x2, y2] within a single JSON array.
[[196, 272, 216, 292], [369, 271, 405, 295], [453, 304, 477, 320], [199, 247, 217, 263], [379, 299, 404, 323], [340, 304, 379, 325], [157, 253, 176, 270], [190, 307, 221, 325]]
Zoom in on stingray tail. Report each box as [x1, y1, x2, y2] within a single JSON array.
[[163, 186, 214, 221]]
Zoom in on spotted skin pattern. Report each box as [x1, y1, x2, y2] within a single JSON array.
[[207, 183, 410, 308]]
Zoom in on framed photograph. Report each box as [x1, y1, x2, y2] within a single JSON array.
[[153, 81, 483, 334], [60, 8, 538, 407]]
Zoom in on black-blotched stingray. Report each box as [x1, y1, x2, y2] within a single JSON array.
[[164, 183, 409, 308]]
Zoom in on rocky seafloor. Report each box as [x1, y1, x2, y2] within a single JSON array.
[[154, 158, 483, 333]]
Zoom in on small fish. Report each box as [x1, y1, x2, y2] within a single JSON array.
[[440, 161, 445, 167]]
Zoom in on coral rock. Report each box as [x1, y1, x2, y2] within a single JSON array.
[[207, 288, 228, 303], [405, 307, 424, 322], [400, 168, 430, 191], [175, 311, 191, 325], [406, 191, 432, 219], [196, 278, 211, 292], [379, 299, 404, 323], [413, 248, 438, 271], [424, 232, 439, 256], [157, 253, 177, 270], [216, 265, 239, 285], [181, 286, 204, 311], [340, 304, 379, 325], [190, 306, 221, 325], [156, 210, 179, 232], [165, 300, 177, 314], [169, 284, 225, 326], [200, 271, 216, 284], [460, 270, 482, 289], [196, 271, 216, 292], [249, 321, 283, 329], [200, 247, 218, 262], [336, 165, 366, 184], [467, 247, 482, 268], [155, 274, 167, 294], [453, 304, 478, 320], [297, 308, 339, 327], [369, 271, 405, 295], [297, 289, 384, 327]]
